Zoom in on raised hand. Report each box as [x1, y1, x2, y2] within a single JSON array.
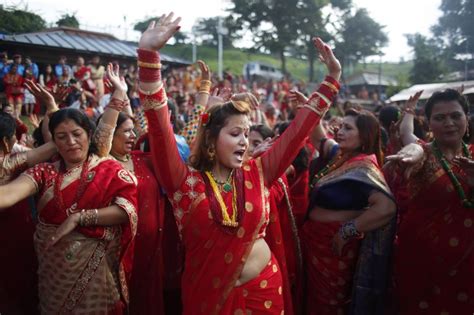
[[106, 63, 127, 92], [289, 90, 309, 107], [386, 143, 425, 178], [312, 37, 341, 80], [231, 92, 259, 110], [404, 90, 423, 113], [138, 12, 182, 51], [24, 79, 59, 113], [197, 60, 211, 81], [28, 113, 40, 129]]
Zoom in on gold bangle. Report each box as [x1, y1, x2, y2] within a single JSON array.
[[310, 91, 331, 107], [137, 61, 162, 69], [321, 81, 339, 93], [198, 90, 210, 95]]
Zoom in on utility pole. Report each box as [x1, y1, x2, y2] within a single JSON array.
[[465, 38, 469, 81]]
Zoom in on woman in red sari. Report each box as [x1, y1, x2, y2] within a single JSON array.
[[93, 63, 166, 315], [0, 108, 137, 314], [386, 89, 473, 314], [137, 13, 341, 314], [297, 103, 397, 314]]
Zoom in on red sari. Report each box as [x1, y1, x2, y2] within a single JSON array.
[[144, 84, 336, 314], [301, 154, 395, 315], [0, 152, 38, 315], [393, 143, 474, 314], [128, 151, 166, 315], [21, 155, 137, 314]]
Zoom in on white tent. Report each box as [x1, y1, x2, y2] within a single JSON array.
[[388, 80, 474, 103]]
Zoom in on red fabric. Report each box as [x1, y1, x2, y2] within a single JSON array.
[[301, 220, 361, 315], [128, 151, 165, 315], [393, 144, 474, 314], [287, 168, 309, 229], [3, 73, 24, 97], [74, 66, 90, 81], [0, 199, 39, 315], [23, 156, 137, 311], [221, 254, 284, 314]]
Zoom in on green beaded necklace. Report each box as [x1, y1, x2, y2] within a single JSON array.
[[432, 141, 474, 208]]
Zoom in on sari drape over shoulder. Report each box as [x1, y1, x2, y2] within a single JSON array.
[[302, 154, 396, 315], [22, 154, 137, 314]]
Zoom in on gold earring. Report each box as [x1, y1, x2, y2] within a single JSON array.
[[207, 145, 215, 161]]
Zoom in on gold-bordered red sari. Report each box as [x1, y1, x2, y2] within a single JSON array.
[[22, 154, 137, 314]]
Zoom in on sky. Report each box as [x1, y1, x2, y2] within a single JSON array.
[[3, 0, 442, 62]]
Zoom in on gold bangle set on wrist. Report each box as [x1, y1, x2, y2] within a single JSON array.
[[199, 80, 212, 94], [138, 82, 163, 95], [79, 209, 99, 227], [137, 61, 162, 69]]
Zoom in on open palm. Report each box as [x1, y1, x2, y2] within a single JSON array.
[[138, 12, 182, 51]]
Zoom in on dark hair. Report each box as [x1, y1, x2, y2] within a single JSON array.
[[425, 89, 469, 120], [32, 120, 45, 147], [189, 101, 251, 171], [0, 111, 16, 140], [49, 108, 98, 155], [250, 124, 274, 139], [345, 108, 384, 166], [378, 105, 400, 131]]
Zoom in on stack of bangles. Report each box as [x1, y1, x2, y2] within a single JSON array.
[[305, 76, 340, 116], [107, 97, 129, 112], [79, 209, 99, 227], [339, 220, 364, 241], [137, 48, 169, 111], [198, 80, 212, 95]]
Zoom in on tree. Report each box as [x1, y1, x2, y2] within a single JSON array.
[[56, 13, 80, 28], [335, 8, 388, 71], [433, 0, 474, 56], [294, 0, 352, 81], [229, 0, 300, 74], [193, 17, 239, 48], [0, 5, 46, 34], [407, 34, 445, 84]]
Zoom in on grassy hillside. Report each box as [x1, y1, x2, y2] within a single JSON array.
[[162, 44, 412, 85]]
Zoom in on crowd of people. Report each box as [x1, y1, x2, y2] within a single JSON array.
[[0, 11, 472, 315]]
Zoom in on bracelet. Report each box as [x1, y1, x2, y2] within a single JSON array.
[[137, 61, 162, 69], [137, 48, 161, 63], [47, 108, 59, 118], [321, 80, 339, 94], [338, 220, 363, 241], [107, 98, 127, 112], [197, 90, 210, 95], [79, 209, 99, 227], [139, 67, 161, 83]]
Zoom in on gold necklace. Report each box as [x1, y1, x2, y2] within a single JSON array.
[[205, 171, 238, 227]]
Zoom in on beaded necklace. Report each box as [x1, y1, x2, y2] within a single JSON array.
[[432, 141, 474, 208], [209, 169, 234, 193], [205, 171, 239, 227], [310, 152, 353, 190]]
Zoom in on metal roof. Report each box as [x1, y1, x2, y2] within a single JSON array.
[[0, 27, 190, 65], [388, 80, 474, 102]]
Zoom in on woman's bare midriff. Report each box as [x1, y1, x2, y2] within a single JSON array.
[[235, 238, 271, 286], [309, 206, 361, 222]]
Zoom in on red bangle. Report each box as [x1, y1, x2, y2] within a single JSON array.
[[137, 49, 162, 82], [107, 98, 127, 112]]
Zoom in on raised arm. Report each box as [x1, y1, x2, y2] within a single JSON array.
[[179, 60, 212, 145], [138, 13, 187, 193], [261, 37, 341, 186], [94, 63, 128, 157], [399, 91, 423, 146], [0, 174, 37, 210]]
